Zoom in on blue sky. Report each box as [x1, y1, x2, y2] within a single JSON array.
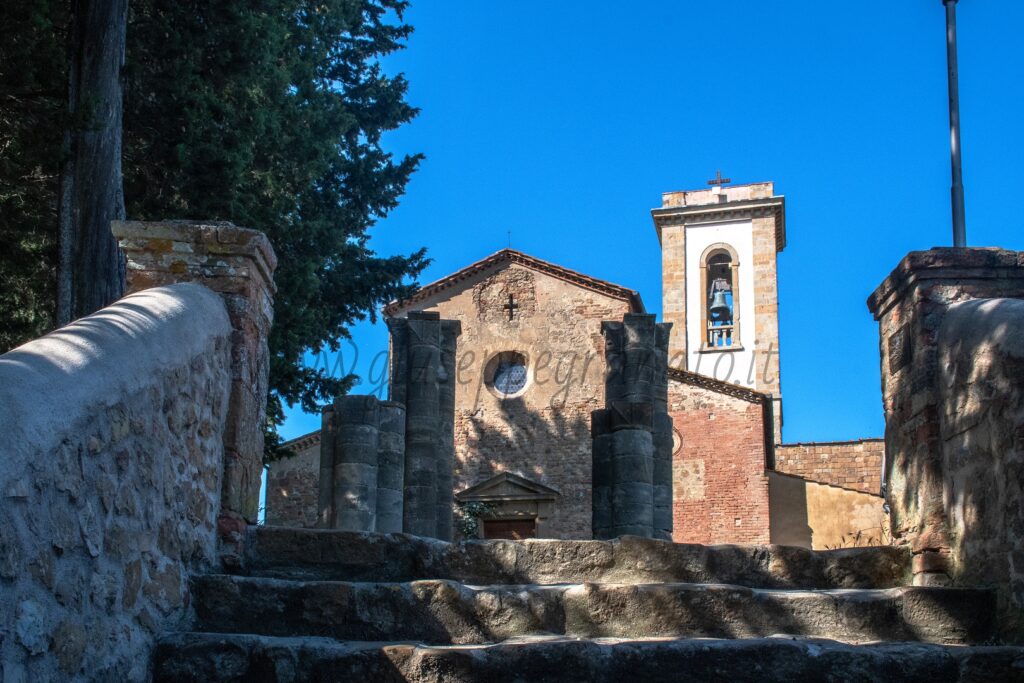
[[280, 1, 1024, 443]]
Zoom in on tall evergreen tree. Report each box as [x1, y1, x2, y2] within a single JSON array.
[[123, 0, 427, 452], [0, 1, 67, 350]]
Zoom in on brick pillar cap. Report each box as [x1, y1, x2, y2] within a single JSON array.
[[867, 247, 1024, 321], [113, 220, 278, 293]]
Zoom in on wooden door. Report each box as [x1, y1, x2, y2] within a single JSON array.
[[483, 519, 537, 540]]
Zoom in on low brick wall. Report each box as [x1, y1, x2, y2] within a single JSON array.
[[0, 284, 232, 681], [774, 439, 884, 494]]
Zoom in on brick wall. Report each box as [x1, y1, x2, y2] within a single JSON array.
[[669, 377, 771, 544], [774, 439, 884, 494]]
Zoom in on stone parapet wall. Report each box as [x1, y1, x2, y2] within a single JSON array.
[[113, 220, 277, 565], [0, 284, 232, 681], [868, 247, 1024, 639], [774, 439, 884, 494]]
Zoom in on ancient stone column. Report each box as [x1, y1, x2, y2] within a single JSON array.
[[316, 405, 336, 528], [376, 401, 407, 534], [609, 402, 655, 537], [594, 314, 673, 540], [114, 220, 276, 567], [389, 312, 442, 537], [621, 313, 657, 403], [591, 409, 613, 540], [435, 320, 461, 541], [653, 323, 673, 541], [652, 412, 674, 541], [328, 395, 380, 532]]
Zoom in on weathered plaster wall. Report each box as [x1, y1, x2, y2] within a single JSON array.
[[265, 436, 320, 528], [937, 298, 1024, 639], [775, 439, 884, 494], [0, 284, 231, 681], [406, 263, 634, 539], [669, 379, 771, 544], [768, 472, 889, 550]]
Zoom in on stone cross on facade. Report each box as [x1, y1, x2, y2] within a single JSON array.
[[503, 293, 519, 321], [707, 170, 731, 188]]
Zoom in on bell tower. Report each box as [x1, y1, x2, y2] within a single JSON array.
[[651, 180, 786, 441]]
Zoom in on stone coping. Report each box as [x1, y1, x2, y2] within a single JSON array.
[[867, 247, 1024, 320]]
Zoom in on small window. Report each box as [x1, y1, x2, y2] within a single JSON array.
[[701, 245, 740, 349], [486, 351, 529, 398]]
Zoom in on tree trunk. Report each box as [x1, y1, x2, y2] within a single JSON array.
[[57, 0, 127, 325]]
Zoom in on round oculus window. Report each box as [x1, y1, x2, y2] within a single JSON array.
[[486, 352, 529, 397]]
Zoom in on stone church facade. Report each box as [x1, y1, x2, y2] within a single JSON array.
[[267, 181, 888, 548]]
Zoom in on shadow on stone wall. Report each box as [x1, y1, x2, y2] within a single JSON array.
[[935, 298, 1024, 640], [458, 394, 591, 539]]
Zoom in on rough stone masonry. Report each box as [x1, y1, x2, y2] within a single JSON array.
[[114, 220, 277, 566]]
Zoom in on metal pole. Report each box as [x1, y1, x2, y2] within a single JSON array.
[[944, 0, 967, 246]]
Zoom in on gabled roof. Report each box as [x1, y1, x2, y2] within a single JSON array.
[[667, 367, 768, 404], [384, 248, 645, 316], [455, 472, 561, 502]]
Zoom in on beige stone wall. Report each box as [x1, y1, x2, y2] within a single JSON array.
[[768, 473, 889, 550], [265, 438, 321, 528], [403, 263, 634, 539]]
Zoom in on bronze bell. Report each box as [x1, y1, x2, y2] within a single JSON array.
[[709, 290, 731, 319]]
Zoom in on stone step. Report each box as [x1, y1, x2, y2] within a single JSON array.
[[245, 526, 909, 589], [154, 632, 1024, 683], [192, 574, 993, 646]]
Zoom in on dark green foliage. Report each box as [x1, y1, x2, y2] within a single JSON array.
[[0, 0, 67, 350], [1, 0, 426, 455], [123, 0, 427, 456]]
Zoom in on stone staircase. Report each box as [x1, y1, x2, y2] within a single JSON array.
[[154, 527, 1024, 681]]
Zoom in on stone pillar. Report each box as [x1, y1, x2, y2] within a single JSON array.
[[376, 401, 407, 534], [114, 220, 276, 567], [316, 405, 336, 527], [325, 396, 380, 531], [610, 403, 655, 537], [653, 324, 673, 541], [591, 409, 613, 540], [436, 320, 461, 540], [867, 247, 1024, 587], [594, 314, 672, 539], [652, 413, 674, 541], [387, 311, 460, 539]]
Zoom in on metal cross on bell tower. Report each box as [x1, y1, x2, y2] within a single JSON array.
[[944, 0, 967, 246], [707, 170, 731, 189]]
